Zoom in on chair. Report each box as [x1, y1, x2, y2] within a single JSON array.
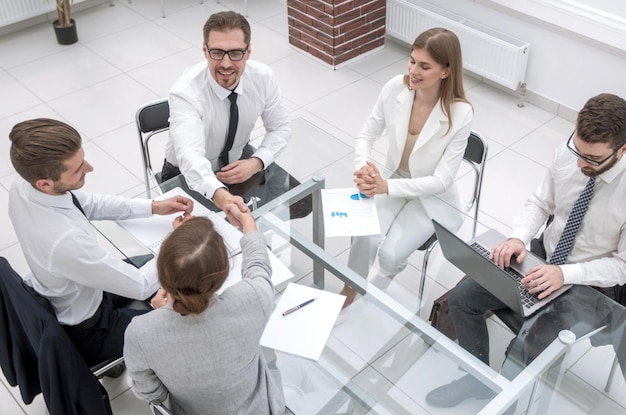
[[150, 401, 174, 415], [0, 257, 122, 415], [136, 98, 170, 194], [417, 130, 488, 310]]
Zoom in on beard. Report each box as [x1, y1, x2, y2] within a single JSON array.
[[581, 154, 619, 177]]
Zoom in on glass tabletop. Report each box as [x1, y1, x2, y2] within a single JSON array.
[[95, 171, 626, 414]]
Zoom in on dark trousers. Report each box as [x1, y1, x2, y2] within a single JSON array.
[[449, 239, 626, 380], [161, 145, 312, 219], [63, 293, 150, 366]]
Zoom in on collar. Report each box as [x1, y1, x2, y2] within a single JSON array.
[[598, 153, 626, 184], [21, 177, 75, 210]]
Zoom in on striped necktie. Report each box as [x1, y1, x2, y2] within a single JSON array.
[[549, 176, 596, 265]]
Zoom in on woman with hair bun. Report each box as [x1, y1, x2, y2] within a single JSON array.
[[123, 207, 284, 415]]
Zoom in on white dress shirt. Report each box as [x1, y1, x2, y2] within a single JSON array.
[[510, 143, 626, 287], [165, 59, 291, 199], [9, 177, 159, 325]]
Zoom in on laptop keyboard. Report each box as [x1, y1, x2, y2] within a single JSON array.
[[470, 242, 540, 308]]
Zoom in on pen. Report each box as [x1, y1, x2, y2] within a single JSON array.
[[282, 297, 317, 316]]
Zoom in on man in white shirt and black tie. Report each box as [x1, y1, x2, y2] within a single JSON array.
[[161, 10, 291, 211], [8, 118, 193, 371]]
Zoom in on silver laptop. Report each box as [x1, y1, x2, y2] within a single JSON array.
[[432, 220, 572, 317]]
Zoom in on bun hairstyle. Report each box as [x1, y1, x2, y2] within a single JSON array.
[[157, 216, 230, 315]]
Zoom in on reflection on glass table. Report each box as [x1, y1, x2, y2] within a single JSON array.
[[92, 171, 626, 414]]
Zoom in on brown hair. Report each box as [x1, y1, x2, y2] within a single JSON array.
[[403, 28, 469, 133], [9, 118, 82, 186], [576, 93, 626, 150], [203, 11, 251, 45], [158, 216, 230, 315]]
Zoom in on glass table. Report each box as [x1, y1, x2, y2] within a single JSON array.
[[94, 171, 626, 414]]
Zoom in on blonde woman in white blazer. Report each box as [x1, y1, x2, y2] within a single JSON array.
[[341, 28, 473, 307]]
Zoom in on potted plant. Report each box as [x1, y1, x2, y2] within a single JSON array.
[[51, 0, 78, 45]]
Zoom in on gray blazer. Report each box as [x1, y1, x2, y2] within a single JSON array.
[[124, 231, 285, 415]]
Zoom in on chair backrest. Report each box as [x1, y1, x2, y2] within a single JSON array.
[[460, 130, 488, 224], [136, 98, 170, 193]]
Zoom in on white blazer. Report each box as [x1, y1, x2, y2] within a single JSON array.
[[355, 75, 473, 231]]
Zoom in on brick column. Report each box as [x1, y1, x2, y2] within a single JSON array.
[[287, 0, 386, 67]]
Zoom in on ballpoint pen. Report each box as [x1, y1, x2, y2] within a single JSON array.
[[282, 297, 317, 316]]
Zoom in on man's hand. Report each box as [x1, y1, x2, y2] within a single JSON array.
[[212, 188, 249, 225], [216, 158, 263, 184], [224, 203, 257, 233], [354, 161, 387, 197], [521, 265, 564, 300], [150, 288, 170, 309], [489, 238, 526, 268], [152, 196, 193, 216]]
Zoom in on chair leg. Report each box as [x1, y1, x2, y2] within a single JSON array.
[[161, 0, 165, 18], [604, 355, 619, 393], [417, 241, 439, 313]]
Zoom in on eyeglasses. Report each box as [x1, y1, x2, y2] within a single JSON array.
[[205, 45, 248, 61], [566, 131, 621, 166]]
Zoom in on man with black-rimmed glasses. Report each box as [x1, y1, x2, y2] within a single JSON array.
[[427, 93, 626, 408], [161, 11, 291, 211]]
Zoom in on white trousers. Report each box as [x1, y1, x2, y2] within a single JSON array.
[[347, 194, 435, 278]]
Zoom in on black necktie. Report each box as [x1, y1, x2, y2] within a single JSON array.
[[70, 191, 86, 217], [220, 91, 238, 166], [549, 176, 596, 265]]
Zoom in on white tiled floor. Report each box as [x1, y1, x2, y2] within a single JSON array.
[[1, 0, 625, 414]]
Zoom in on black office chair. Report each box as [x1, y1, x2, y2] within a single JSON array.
[[417, 130, 488, 310], [0, 257, 122, 415], [136, 98, 170, 194]]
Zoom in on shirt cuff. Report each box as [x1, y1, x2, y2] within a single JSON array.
[[560, 263, 584, 285], [133, 199, 153, 217], [509, 229, 533, 246], [252, 147, 273, 170]]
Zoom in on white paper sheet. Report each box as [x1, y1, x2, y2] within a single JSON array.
[[116, 187, 293, 289], [321, 188, 381, 237], [260, 283, 345, 360]]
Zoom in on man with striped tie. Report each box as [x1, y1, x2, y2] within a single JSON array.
[[427, 93, 626, 408]]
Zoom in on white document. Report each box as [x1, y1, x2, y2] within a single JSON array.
[[260, 283, 345, 361], [116, 187, 294, 289], [321, 188, 380, 237]]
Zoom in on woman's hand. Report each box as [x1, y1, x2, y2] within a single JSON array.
[[224, 203, 257, 233], [150, 288, 170, 309], [172, 213, 194, 230], [354, 161, 387, 196]]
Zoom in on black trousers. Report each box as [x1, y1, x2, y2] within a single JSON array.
[[63, 293, 150, 366]]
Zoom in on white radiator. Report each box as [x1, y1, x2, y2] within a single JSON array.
[[386, 0, 529, 91], [0, 0, 89, 28]]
